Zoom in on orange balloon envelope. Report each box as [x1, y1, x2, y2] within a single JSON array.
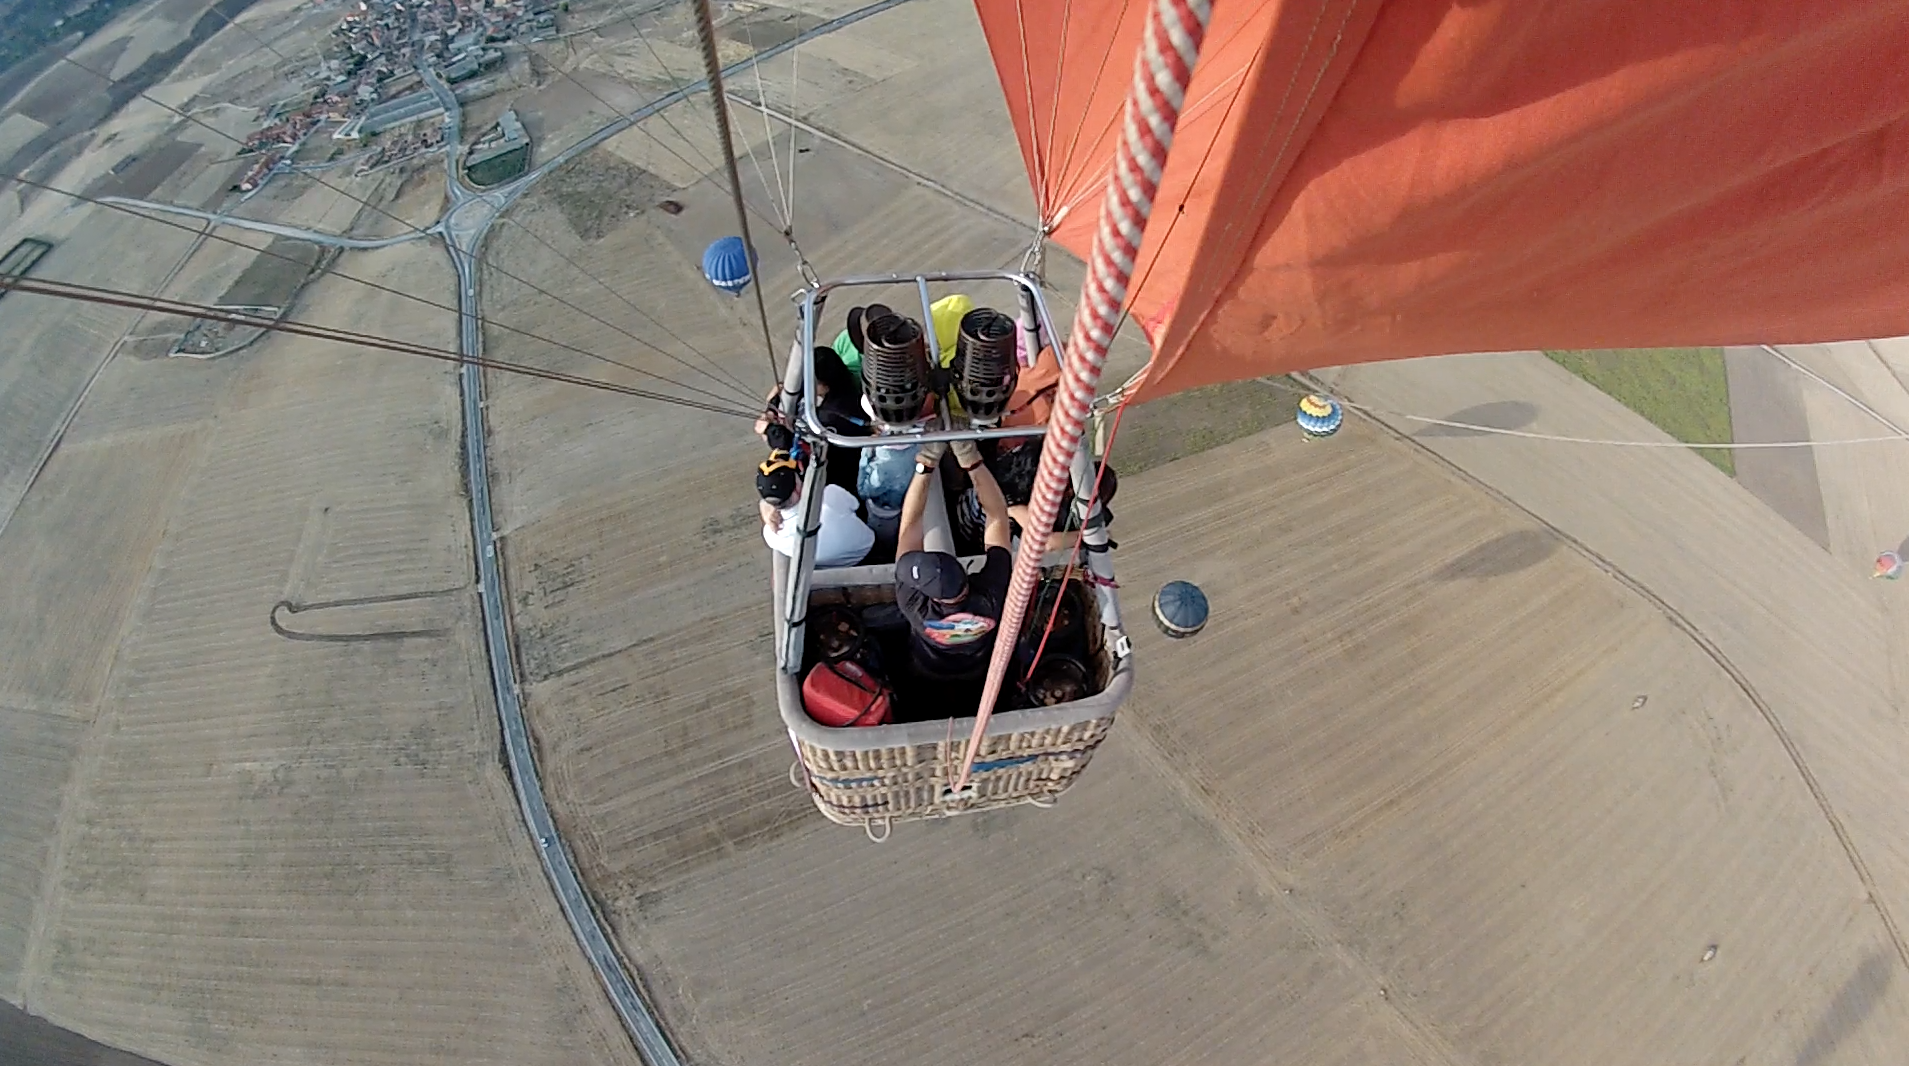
[[974, 0, 1909, 399]]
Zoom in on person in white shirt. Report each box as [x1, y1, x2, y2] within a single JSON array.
[[758, 432, 874, 568]]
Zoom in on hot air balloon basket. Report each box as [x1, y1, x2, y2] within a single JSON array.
[[776, 562, 1130, 830], [787, 715, 1116, 827], [769, 269, 1128, 832]]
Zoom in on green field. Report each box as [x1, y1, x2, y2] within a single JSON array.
[[1112, 377, 1298, 475], [465, 144, 529, 188], [1545, 348, 1734, 476]]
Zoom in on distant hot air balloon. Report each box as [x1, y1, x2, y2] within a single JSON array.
[[1296, 394, 1343, 439], [702, 236, 755, 296], [1875, 551, 1903, 580], [1152, 580, 1209, 639]]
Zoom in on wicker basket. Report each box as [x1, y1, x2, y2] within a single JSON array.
[[773, 555, 1130, 834]]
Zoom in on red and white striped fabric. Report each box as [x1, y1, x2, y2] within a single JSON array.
[[953, 0, 1212, 794]]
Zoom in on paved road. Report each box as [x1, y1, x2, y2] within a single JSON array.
[[425, 4, 926, 1062], [94, 197, 435, 248], [420, 50, 686, 1065]]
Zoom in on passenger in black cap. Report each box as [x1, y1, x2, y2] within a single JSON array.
[[756, 422, 805, 531], [755, 346, 870, 493], [894, 438, 1013, 680], [756, 422, 873, 566]]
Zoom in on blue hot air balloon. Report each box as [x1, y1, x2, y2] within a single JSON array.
[[702, 236, 756, 296], [1152, 580, 1209, 639]]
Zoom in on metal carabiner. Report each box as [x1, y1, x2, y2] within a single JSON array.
[[782, 228, 821, 288]]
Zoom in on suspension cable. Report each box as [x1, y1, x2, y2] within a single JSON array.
[[740, 21, 792, 230], [491, 0, 806, 377], [612, 0, 731, 174], [729, 21, 816, 284], [1047, 15, 1256, 229], [786, 42, 801, 229], [548, 0, 820, 284], [1010, 0, 1048, 221], [552, 0, 791, 237], [1013, 0, 1086, 282], [721, 91, 820, 285], [484, 216, 759, 399], [691, 0, 783, 382], [605, 0, 815, 283], [1094, 34, 1270, 406], [1038, 0, 1077, 221], [12, 171, 757, 409], [1048, 0, 1136, 214], [0, 273, 765, 418], [55, 50, 761, 405], [451, 3, 787, 399]]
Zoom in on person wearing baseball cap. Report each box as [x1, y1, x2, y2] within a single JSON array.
[[832, 302, 894, 377], [754, 346, 871, 493], [758, 424, 873, 568], [894, 438, 1013, 680]]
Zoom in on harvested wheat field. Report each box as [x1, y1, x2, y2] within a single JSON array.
[[0, 239, 634, 1066], [496, 374, 1909, 1066], [0, 201, 202, 529]]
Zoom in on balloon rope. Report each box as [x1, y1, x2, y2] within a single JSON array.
[[952, 0, 1213, 796], [692, 0, 782, 384], [0, 272, 764, 417], [1020, 399, 1128, 686], [1265, 375, 1909, 450]]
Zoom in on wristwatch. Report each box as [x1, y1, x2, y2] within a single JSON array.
[[915, 461, 936, 477]]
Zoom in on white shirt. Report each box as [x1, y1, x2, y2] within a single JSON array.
[[764, 482, 875, 568]]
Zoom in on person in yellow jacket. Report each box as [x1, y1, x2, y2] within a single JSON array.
[[833, 294, 975, 378]]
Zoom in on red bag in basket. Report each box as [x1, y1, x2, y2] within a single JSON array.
[[802, 660, 893, 728]]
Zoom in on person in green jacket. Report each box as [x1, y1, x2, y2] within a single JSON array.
[[834, 295, 976, 381]]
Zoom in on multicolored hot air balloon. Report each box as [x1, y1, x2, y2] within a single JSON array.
[[1296, 395, 1343, 439], [1875, 551, 1903, 580], [701, 236, 755, 296]]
